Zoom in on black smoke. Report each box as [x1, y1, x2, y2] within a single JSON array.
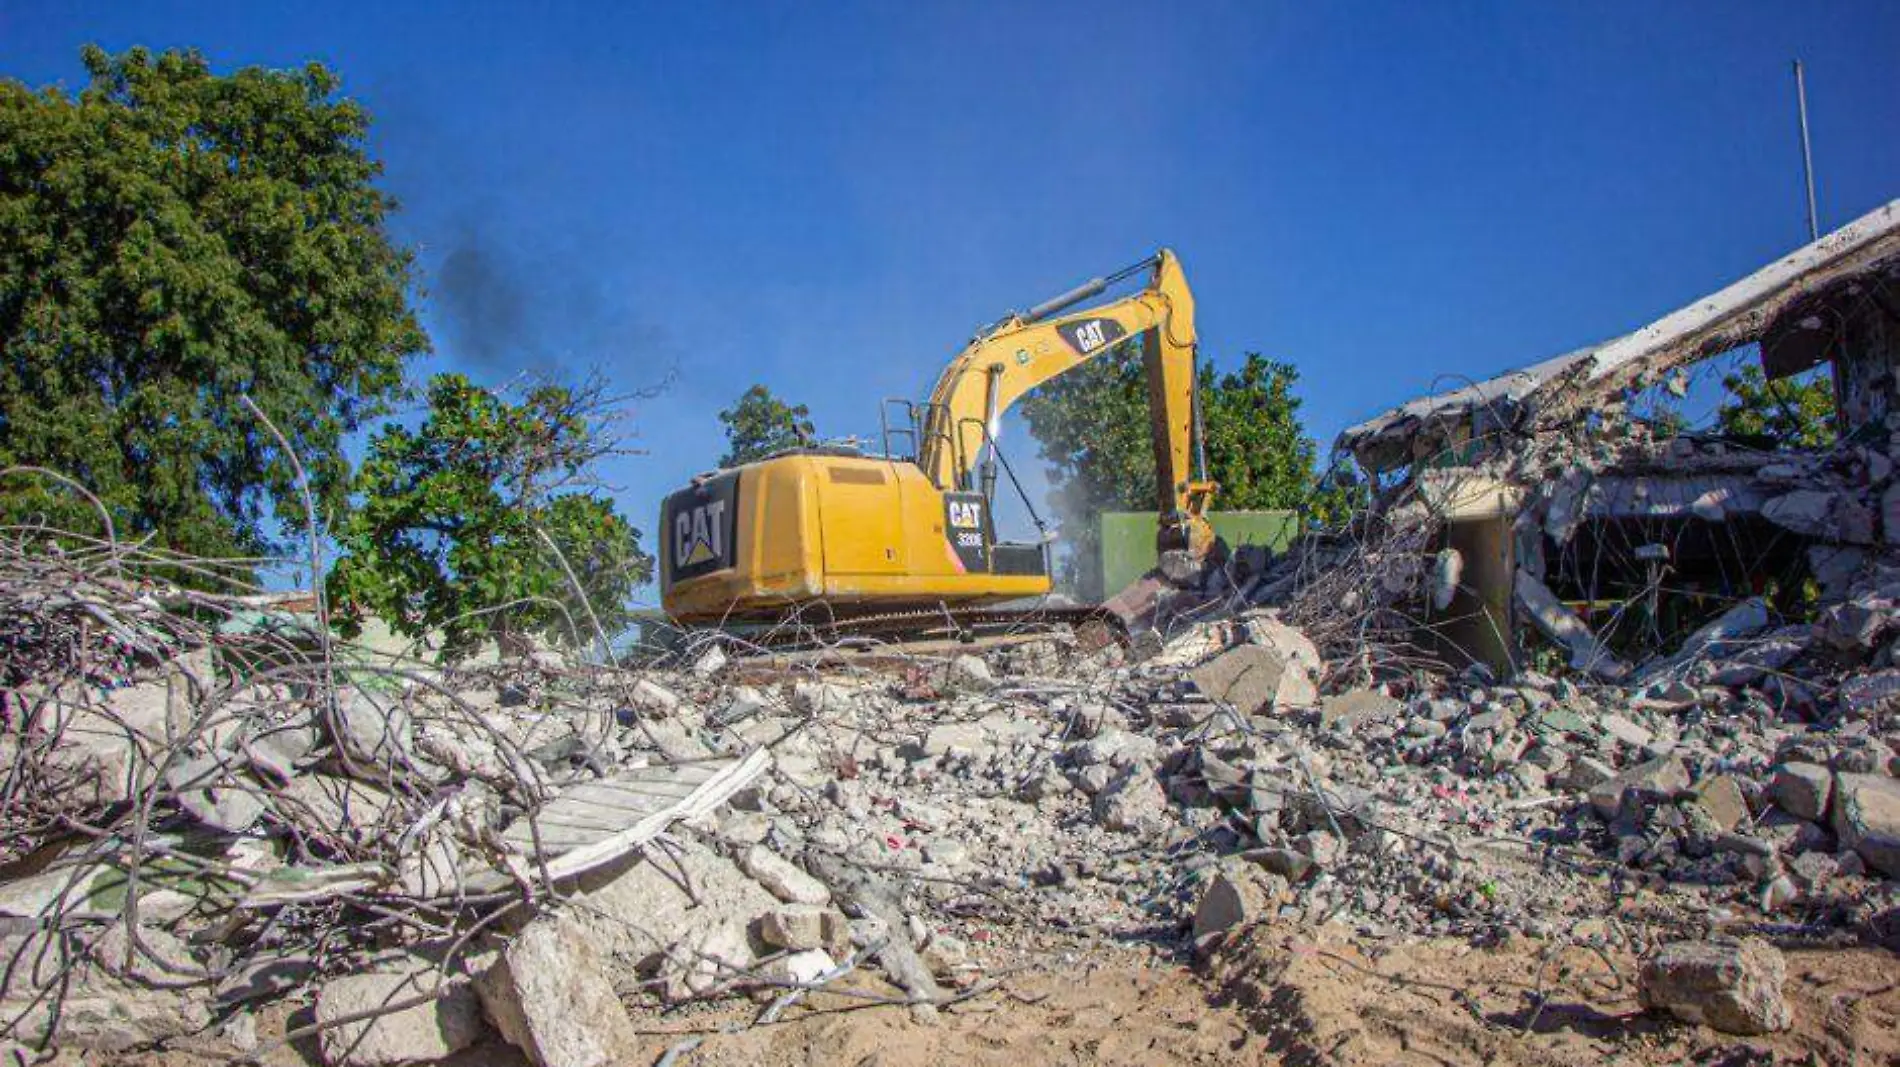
[[427, 220, 667, 382]]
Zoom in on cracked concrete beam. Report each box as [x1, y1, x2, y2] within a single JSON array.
[[1513, 568, 1630, 681], [1339, 198, 1900, 472]]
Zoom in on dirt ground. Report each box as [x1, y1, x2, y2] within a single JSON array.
[[620, 935, 1898, 1067], [117, 926, 1896, 1067]]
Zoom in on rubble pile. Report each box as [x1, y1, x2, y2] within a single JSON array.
[[1, 506, 1899, 1062]]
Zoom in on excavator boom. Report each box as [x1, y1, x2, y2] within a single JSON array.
[[917, 249, 1215, 557]]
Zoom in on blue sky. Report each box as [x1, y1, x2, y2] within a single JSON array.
[[4, 2, 1898, 596]]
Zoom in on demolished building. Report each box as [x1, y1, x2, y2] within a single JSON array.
[[1335, 198, 1900, 679]]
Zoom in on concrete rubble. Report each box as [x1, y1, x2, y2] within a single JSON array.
[[1639, 937, 1792, 1035], [1, 202, 1898, 1063]]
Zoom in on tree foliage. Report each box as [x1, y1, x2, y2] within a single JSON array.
[[1716, 363, 1835, 451], [0, 47, 427, 563], [1018, 338, 1333, 595], [328, 374, 651, 661], [718, 384, 812, 466]]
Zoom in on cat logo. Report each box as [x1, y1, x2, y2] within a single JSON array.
[[947, 499, 983, 529], [663, 474, 740, 586], [1072, 320, 1108, 352], [1056, 317, 1126, 356], [675, 499, 727, 568]]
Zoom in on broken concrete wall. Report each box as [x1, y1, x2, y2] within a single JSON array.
[[1320, 201, 1900, 678]]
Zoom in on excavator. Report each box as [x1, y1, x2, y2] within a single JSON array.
[[659, 250, 1217, 628]]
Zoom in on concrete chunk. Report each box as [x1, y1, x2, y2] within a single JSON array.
[[1640, 938, 1790, 1035], [1588, 756, 1689, 820], [1192, 868, 1284, 943], [1320, 689, 1401, 730], [1691, 775, 1749, 832], [568, 839, 773, 985], [1189, 644, 1315, 715], [477, 915, 636, 1067], [740, 845, 830, 905], [1092, 764, 1169, 834], [316, 962, 483, 1067], [755, 905, 850, 954], [1771, 762, 1832, 822], [943, 654, 997, 694], [1831, 773, 1900, 878]]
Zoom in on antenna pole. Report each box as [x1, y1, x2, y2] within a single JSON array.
[[1793, 60, 1819, 242]]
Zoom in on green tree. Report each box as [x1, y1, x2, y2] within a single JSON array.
[[328, 374, 651, 661], [0, 47, 426, 564], [718, 385, 813, 466], [1019, 339, 1329, 596], [1716, 363, 1835, 450]]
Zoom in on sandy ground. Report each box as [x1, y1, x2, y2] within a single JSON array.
[[116, 928, 1896, 1067], [621, 934, 1899, 1067]]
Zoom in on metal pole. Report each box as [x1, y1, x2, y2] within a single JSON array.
[[1793, 60, 1819, 242]]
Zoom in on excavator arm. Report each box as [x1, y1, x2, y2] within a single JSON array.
[[916, 250, 1217, 563]]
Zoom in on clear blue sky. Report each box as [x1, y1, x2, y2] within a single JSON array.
[[4, 2, 1897, 592]]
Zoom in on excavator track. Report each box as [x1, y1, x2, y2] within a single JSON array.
[[714, 602, 1119, 652]]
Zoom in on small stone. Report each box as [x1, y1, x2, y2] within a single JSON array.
[[1074, 764, 1114, 794], [1092, 764, 1169, 834], [923, 838, 969, 868], [1639, 938, 1790, 1035], [739, 845, 830, 905], [920, 933, 970, 978], [1020, 764, 1071, 801], [1771, 762, 1832, 822], [944, 655, 996, 694], [1787, 850, 1839, 887], [756, 948, 835, 988], [1242, 847, 1313, 882], [1465, 709, 1508, 734], [691, 645, 728, 678]]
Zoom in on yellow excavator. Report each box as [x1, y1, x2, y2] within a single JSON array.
[[659, 250, 1216, 624]]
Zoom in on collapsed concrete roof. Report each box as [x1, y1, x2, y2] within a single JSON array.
[[1340, 198, 1900, 473]]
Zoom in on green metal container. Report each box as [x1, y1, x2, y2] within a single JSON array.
[[1099, 510, 1299, 598]]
